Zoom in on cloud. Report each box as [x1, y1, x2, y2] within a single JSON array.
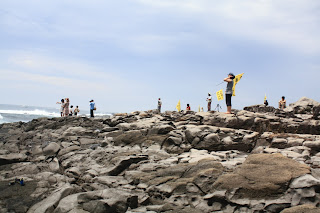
[[0, 0, 319, 112], [136, 0, 204, 12], [124, 34, 189, 54], [2, 0, 319, 55], [136, 0, 320, 54], [0, 50, 157, 111], [0, 69, 106, 92], [5, 51, 123, 81], [0, 50, 141, 97]]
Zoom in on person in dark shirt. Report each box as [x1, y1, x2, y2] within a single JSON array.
[[224, 73, 235, 114], [158, 98, 162, 113]]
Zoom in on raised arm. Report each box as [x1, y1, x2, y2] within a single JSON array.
[[224, 77, 233, 82]]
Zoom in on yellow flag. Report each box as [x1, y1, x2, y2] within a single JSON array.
[[232, 73, 244, 96], [216, 89, 224, 101], [176, 100, 181, 112], [264, 94, 267, 101]]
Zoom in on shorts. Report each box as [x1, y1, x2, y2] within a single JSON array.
[[226, 94, 232, 106]]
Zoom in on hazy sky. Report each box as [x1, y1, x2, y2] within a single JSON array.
[[1, 0, 319, 113]]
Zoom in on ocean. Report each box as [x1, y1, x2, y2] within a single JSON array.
[[0, 104, 112, 124]]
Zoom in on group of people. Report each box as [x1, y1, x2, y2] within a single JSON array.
[[157, 73, 235, 114], [56, 99, 96, 118], [58, 74, 287, 118], [224, 73, 288, 112], [264, 96, 287, 109], [188, 73, 235, 114], [189, 73, 235, 113], [214, 73, 288, 113], [157, 73, 288, 114], [56, 98, 80, 117]]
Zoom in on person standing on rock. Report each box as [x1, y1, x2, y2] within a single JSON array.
[[90, 100, 95, 118], [224, 73, 235, 114], [186, 104, 191, 111], [158, 98, 162, 113], [63, 98, 70, 117], [56, 99, 65, 117], [74, 106, 80, 116], [206, 93, 212, 111], [69, 105, 74, 116], [279, 96, 286, 109]]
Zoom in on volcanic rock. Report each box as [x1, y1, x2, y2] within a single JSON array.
[[1, 98, 320, 212]]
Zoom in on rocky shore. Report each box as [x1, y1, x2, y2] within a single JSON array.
[[1, 97, 320, 213]]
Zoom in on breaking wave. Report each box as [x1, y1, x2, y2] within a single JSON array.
[[0, 109, 60, 117]]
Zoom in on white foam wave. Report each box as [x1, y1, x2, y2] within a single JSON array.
[[0, 109, 60, 117], [0, 114, 3, 119]]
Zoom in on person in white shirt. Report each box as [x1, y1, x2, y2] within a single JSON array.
[[56, 99, 65, 117], [279, 96, 286, 110]]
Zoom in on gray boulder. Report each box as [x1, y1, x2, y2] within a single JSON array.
[[27, 184, 74, 213], [286, 97, 320, 114], [280, 204, 320, 213], [244, 104, 277, 113], [54, 189, 138, 213], [212, 153, 310, 199], [43, 142, 60, 156]]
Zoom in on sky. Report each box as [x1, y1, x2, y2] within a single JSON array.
[[0, 0, 320, 113]]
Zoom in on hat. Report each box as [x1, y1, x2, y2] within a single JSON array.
[[90, 100, 94, 102], [228, 73, 235, 77]]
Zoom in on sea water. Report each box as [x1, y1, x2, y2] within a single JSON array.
[[0, 104, 112, 124]]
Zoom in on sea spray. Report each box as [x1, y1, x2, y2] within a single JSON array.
[[0, 104, 113, 123]]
